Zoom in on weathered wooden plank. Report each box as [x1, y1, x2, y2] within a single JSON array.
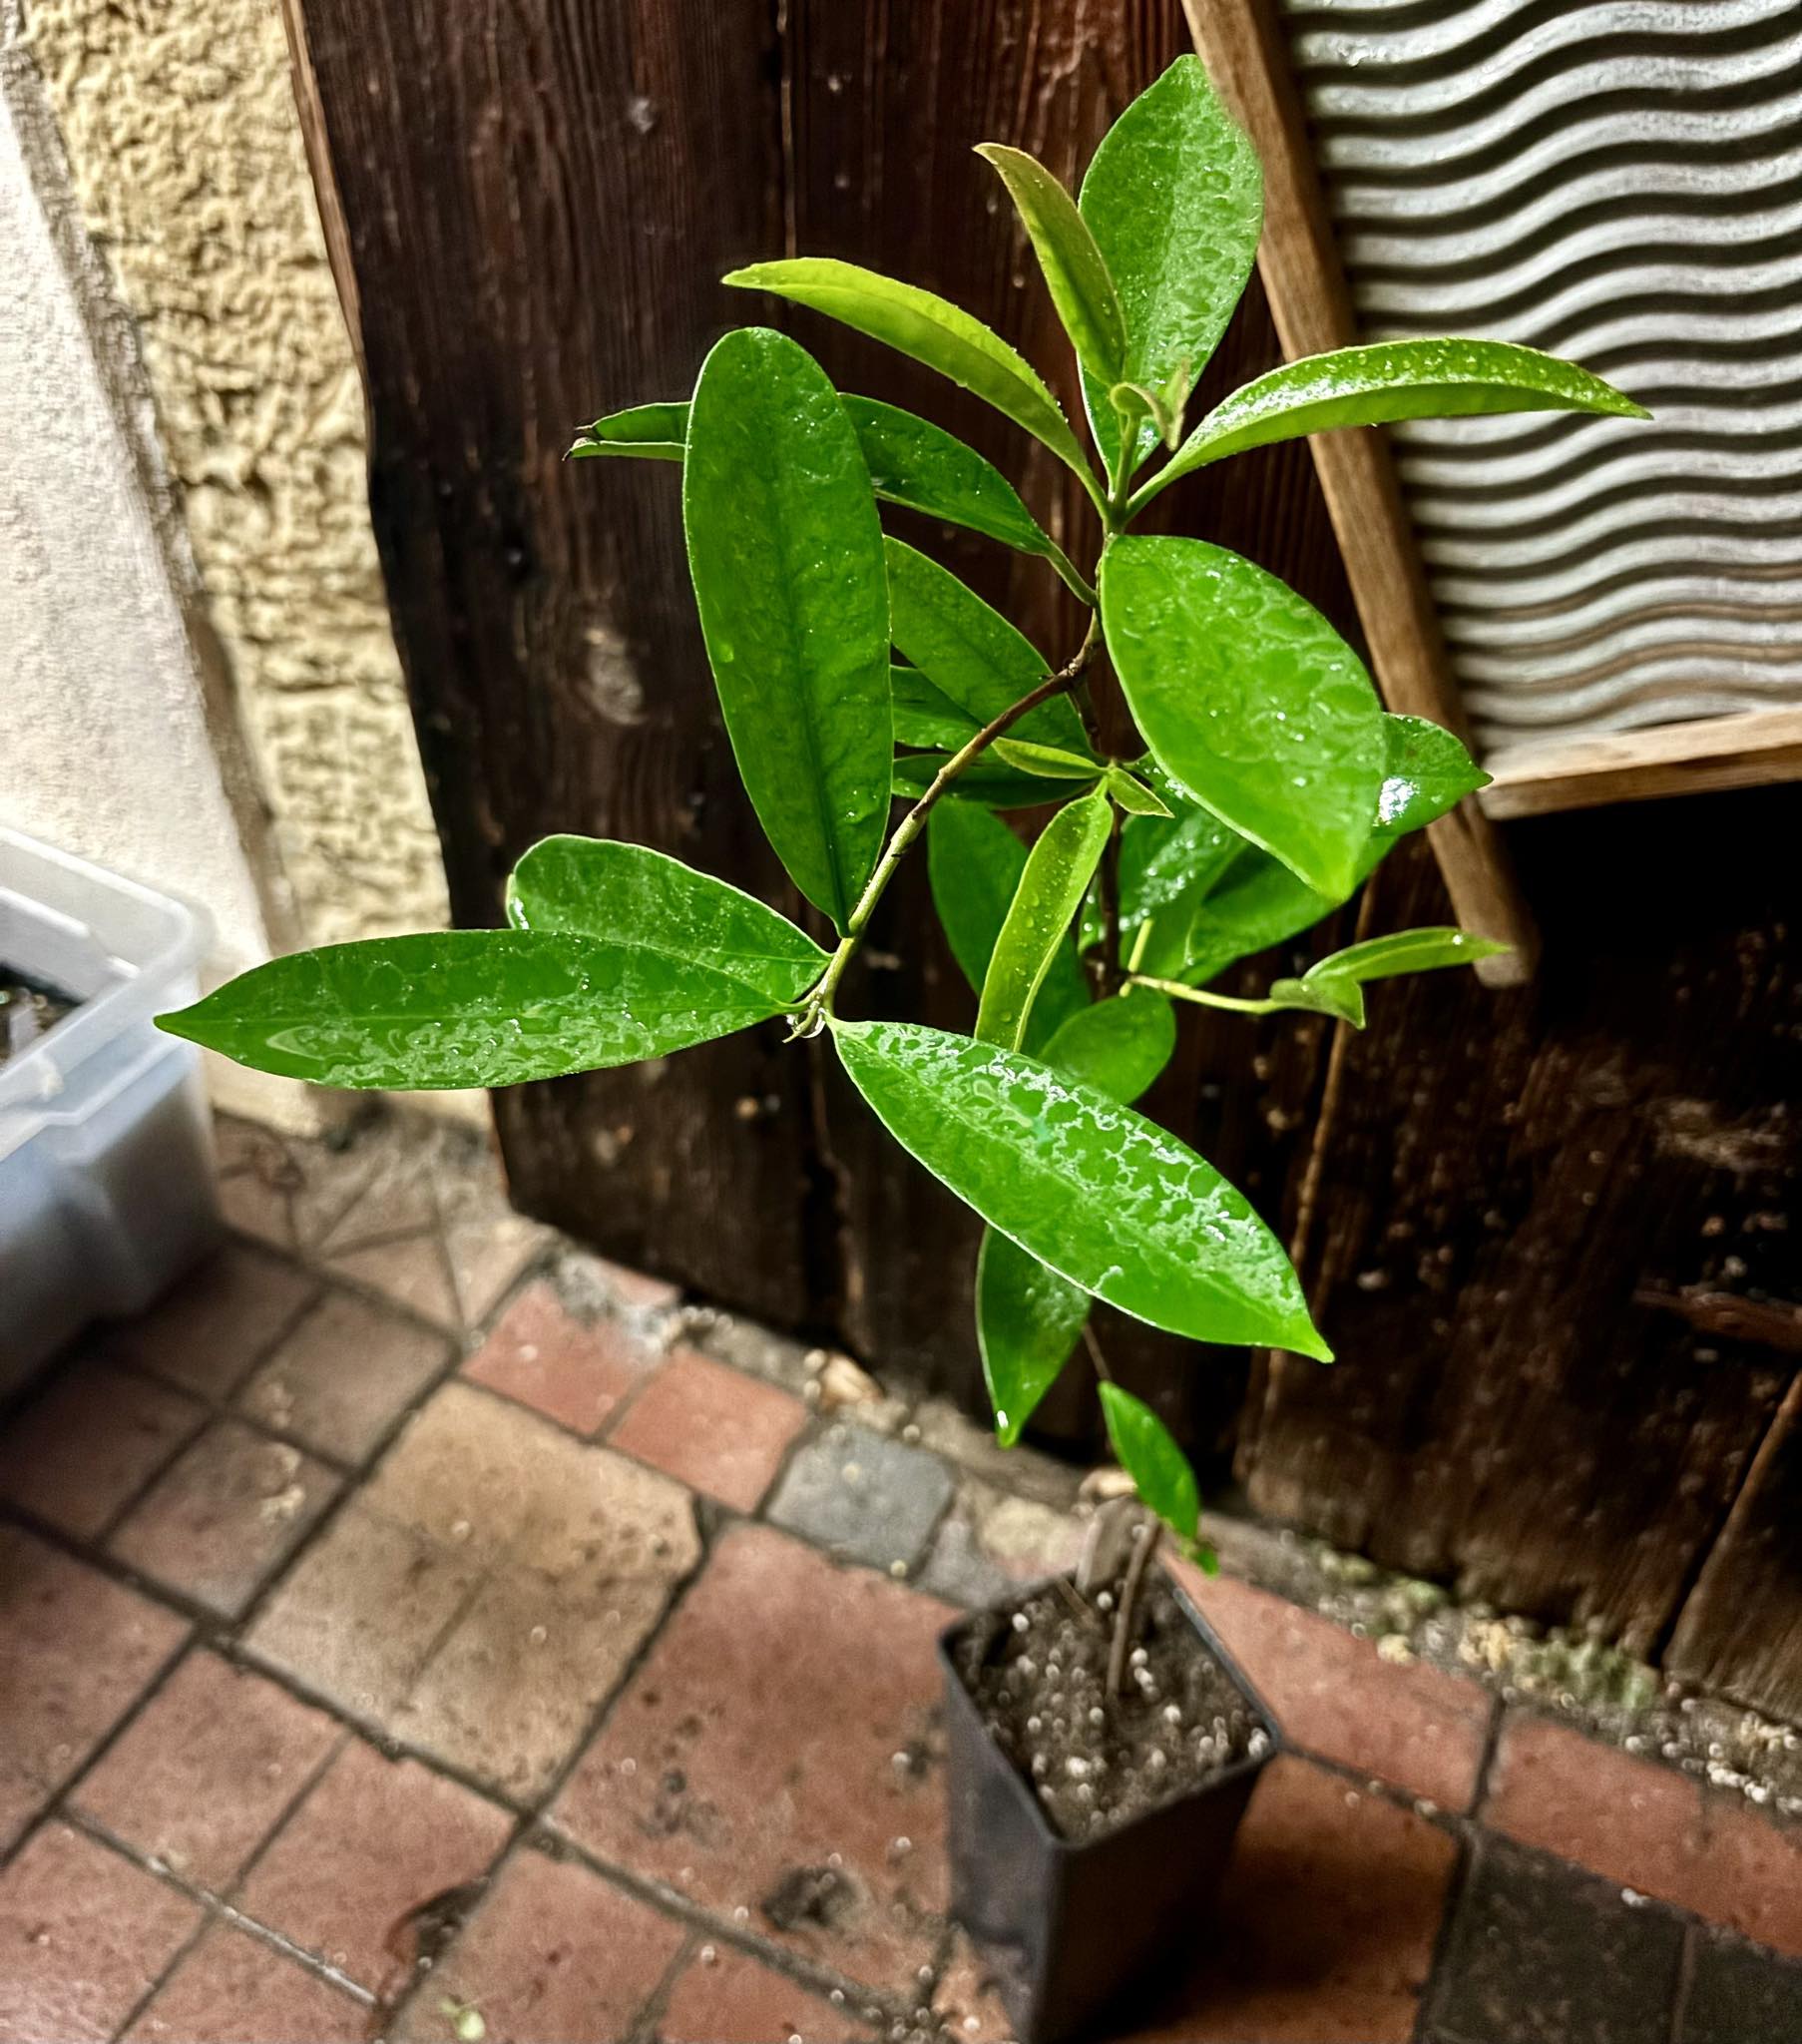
[[1242, 786, 1802, 1656], [282, 0, 832, 1323]]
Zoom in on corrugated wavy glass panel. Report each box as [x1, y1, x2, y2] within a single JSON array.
[[1281, 0, 1802, 754]]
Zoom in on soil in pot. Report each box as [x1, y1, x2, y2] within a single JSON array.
[[951, 1573, 1271, 1842], [0, 968, 78, 1067]]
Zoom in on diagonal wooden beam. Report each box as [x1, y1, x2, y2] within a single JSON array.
[[1183, 0, 1539, 984]]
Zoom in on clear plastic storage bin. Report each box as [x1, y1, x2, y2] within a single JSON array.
[[1, 827, 219, 1392]]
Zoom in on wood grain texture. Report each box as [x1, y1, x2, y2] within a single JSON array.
[[283, 0, 826, 1323], [1182, 0, 1539, 984], [1242, 785, 1802, 1657], [1481, 708, 1802, 820]]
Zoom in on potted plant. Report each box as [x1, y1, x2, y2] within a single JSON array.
[[161, 56, 1642, 2044]]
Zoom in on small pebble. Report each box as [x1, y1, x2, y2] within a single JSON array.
[[1012, 1612, 1031, 1634], [1163, 1704, 1183, 1725], [699, 1946, 717, 1966]]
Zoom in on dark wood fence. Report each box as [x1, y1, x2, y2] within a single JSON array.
[[282, 1, 1802, 1719]]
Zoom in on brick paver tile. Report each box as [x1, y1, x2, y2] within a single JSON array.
[[557, 1248, 681, 1316], [659, 1942, 874, 2042], [328, 1233, 461, 1330], [237, 1289, 451, 1463], [1483, 1713, 1802, 1956], [238, 1739, 512, 1994], [0, 1527, 188, 1850], [396, 1846, 684, 2043], [930, 1931, 1017, 2043], [609, 1347, 807, 1510], [918, 1479, 1084, 1609], [110, 1420, 339, 1618], [766, 1420, 955, 1572], [0, 1360, 203, 1537], [461, 1281, 654, 1435], [1124, 1757, 1458, 2043], [1679, 1929, 1802, 2044], [125, 1921, 368, 2043], [73, 1649, 339, 1891], [1427, 1836, 1681, 2044], [243, 1503, 483, 1726], [1171, 1563, 1493, 1812], [555, 1522, 953, 1990], [103, 1244, 316, 1398], [0, 1822, 201, 2044]]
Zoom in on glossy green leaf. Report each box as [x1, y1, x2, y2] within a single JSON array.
[[158, 930, 797, 1090], [568, 402, 686, 460], [977, 1232, 1092, 1447], [1098, 1383, 1200, 1546], [1079, 57, 1262, 473], [683, 328, 891, 931], [724, 257, 1096, 489], [1105, 766, 1171, 818], [992, 738, 1104, 781], [1269, 926, 1509, 1026], [1119, 801, 1240, 928], [1372, 715, 1489, 850], [927, 802, 1088, 1049], [1109, 371, 1184, 453], [1141, 337, 1648, 506], [504, 837, 828, 999], [891, 665, 982, 751], [976, 144, 1126, 385], [1039, 991, 1175, 1106], [893, 754, 1070, 811], [885, 539, 1091, 756], [831, 1018, 1328, 1356], [977, 790, 1114, 1051], [1101, 535, 1386, 899], [570, 394, 1086, 586]]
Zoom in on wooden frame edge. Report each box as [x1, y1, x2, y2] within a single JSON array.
[[1479, 708, 1802, 819]]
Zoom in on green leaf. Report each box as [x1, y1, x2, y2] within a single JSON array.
[[1142, 337, 1648, 506], [1109, 373, 1184, 453], [683, 328, 891, 931], [1271, 926, 1509, 1027], [893, 754, 1068, 811], [830, 1019, 1328, 1356], [1079, 57, 1262, 474], [724, 257, 1096, 491], [568, 402, 686, 460], [1039, 991, 1175, 1106], [891, 665, 982, 751], [978, 1231, 1092, 1448], [158, 930, 799, 1090], [1101, 535, 1386, 899], [503, 837, 829, 997], [1372, 715, 1489, 850], [1119, 801, 1240, 927], [975, 144, 1126, 385], [975, 992, 1176, 1446], [977, 790, 1114, 1051], [1098, 1384, 1200, 1547], [927, 802, 1088, 1049], [992, 738, 1104, 781], [1105, 766, 1171, 818], [885, 538, 1091, 756]]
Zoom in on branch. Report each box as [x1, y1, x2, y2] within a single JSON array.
[[801, 620, 1103, 1022], [1124, 973, 1278, 1016]]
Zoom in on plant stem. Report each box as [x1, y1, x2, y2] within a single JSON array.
[[1044, 542, 1098, 609], [1099, 807, 1123, 996], [1108, 1512, 1162, 1700], [802, 620, 1102, 1024], [1124, 973, 1277, 1016]]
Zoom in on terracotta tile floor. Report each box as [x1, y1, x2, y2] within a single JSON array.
[[3, 1107, 1802, 2043]]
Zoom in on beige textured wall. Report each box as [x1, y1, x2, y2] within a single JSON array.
[[22, 0, 448, 947]]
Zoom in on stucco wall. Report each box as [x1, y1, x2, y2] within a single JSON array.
[[19, 0, 447, 948]]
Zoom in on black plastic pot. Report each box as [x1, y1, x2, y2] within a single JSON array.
[[937, 1574, 1280, 2044]]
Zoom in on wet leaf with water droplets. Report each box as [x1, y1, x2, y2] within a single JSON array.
[[928, 802, 1087, 1053], [1267, 925, 1510, 1028], [1099, 1383, 1200, 1547], [890, 665, 982, 752], [158, 930, 802, 1089], [976, 144, 1127, 387], [1142, 336, 1647, 505], [977, 790, 1114, 1053], [832, 1019, 1327, 1356], [1101, 535, 1386, 899], [723, 257, 1094, 485], [683, 328, 891, 931], [1079, 57, 1262, 474]]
